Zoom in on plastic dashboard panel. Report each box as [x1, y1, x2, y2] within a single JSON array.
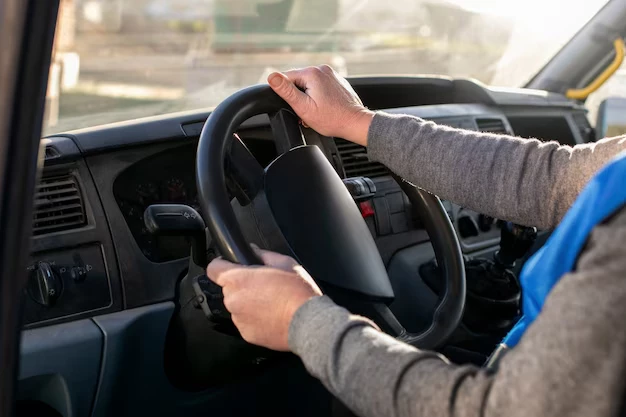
[[27, 148, 123, 328]]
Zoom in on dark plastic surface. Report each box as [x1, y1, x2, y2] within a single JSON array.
[[19, 318, 103, 417], [90, 142, 194, 307], [28, 160, 123, 327], [165, 274, 275, 390], [265, 146, 393, 300], [91, 302, 331, 417]]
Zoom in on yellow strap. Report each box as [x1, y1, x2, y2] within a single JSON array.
[[566, 38, 625, 100]]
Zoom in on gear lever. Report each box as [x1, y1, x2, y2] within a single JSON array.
[[494, 222, 538, 269], [421, 221, 537, 337]]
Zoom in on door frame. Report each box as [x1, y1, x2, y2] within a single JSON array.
[[0, 0, 60, 415]]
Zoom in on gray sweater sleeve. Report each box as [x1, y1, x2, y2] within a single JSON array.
[[289, 206, 626, 417], [367, 112, 626, 229]]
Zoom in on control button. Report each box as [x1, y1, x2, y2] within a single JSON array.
[[359, 201, 375, 218], [27, 262, 62, 307], [71, 266, 87, 282]]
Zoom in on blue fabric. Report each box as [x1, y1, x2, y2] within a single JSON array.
[[503, 151, 626, 347]]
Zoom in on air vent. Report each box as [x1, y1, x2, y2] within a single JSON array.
[[44, 146, 60, 160], [476, 118, 507, 134], [572, 112, 593, 141], [334, 138, 388, 178], [32, 174, 86, 236]]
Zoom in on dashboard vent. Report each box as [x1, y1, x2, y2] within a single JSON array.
[[476, 118, 507, 134], [334, 138, 388, 178], [32, 174, 86, 236], [44, 146, 60, 160], [572, 112, 593, 141]]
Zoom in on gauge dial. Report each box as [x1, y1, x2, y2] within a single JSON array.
[[165, 178, 187, 202], [136, 182, 159, 205]]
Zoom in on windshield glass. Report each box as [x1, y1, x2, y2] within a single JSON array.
[[45, 0, 609, 134]]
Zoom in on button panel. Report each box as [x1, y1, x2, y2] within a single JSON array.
[[24, 244, 111, 324]]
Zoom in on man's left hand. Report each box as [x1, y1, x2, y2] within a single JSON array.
[[206, 248, 323, 351]]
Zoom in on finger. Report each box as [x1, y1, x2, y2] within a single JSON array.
[[281, 68, 316, 90], [206, 258, 238, 286], [267, 72, 311, 111], [251, 246, 297, 269]]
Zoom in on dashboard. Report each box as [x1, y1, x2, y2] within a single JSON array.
[[29, 76, 591, 323], [29, 76, 592, 315]]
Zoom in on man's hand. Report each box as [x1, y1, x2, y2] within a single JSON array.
[[267, 65, 374, 146], [206, 248, 322, 351]]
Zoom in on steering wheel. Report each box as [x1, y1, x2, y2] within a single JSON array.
[[196, 85, 465, 349]]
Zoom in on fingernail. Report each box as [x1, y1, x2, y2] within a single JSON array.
[[268, 73, 283, 87]]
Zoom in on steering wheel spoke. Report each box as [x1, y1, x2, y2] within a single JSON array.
[[269, 108, 306, 154], [225, 134, 264, 205]]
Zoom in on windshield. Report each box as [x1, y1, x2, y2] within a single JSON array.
[[44, 0, 609, 134]]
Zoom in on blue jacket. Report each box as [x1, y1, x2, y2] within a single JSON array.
[[503, 151, 626, 347]]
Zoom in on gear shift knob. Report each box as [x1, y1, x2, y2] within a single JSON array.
[[495, 222, 537, 268]]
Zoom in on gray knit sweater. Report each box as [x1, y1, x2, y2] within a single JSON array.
[[288, 112, 626, 417]]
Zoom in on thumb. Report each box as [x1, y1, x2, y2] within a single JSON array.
[[268, 72, 310, 113], [251, 244, 299, 271]]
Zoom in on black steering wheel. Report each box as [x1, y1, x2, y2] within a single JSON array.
[[196, 85, 465, 349]]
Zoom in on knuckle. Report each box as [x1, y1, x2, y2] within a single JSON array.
[[319, 64, 333, 74]]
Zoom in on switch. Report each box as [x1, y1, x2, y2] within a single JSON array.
[[359, 201, 375, 218], [71, 266, 87, 282], [27, 262, 62, 307]]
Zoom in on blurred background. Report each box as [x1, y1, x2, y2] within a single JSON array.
[[46, 0, 611, 134]]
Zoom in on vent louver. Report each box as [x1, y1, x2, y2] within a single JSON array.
[[476, 118, 507, 134], [32, 174, 86, 236], [334, 138, 388, 178]]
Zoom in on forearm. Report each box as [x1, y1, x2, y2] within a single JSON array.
[[289, 209, 626, 417], [289, 296, 489, 417], [367, 112, 626, 229]]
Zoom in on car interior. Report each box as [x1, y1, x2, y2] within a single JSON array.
[[8, 0, 626, 416]]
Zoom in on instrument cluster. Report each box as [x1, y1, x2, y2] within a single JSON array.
[[113, 145, 199, 262]]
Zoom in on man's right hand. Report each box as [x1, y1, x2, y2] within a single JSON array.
[[267, 65, 374, 146]]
